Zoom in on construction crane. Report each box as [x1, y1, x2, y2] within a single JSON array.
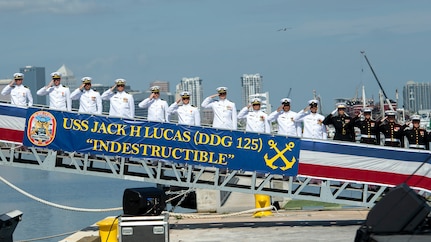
[[360, 51, 395, 113]]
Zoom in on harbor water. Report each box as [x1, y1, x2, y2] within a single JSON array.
[[0, 166, 169, 242]]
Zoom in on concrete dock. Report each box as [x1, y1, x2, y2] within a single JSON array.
[[61, 208, 369, 242]]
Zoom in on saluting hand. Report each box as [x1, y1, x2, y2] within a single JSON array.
[[277, 105, 283, 112], [176, 98, 182, 104], [210, 94, 218, 98]]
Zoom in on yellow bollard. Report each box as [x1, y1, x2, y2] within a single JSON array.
[[97, 217, 118, 242], [253, 194, 273, 217]]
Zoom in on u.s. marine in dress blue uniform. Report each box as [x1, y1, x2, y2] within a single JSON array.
[[402, 115, 430, 150], [323, 103, 355, 142], [378, 110, 404, 147], [352, 108, 380, 145]]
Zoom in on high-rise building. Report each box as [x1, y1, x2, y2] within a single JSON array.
[[56, 64, 78, 90], [150, 81, 169, 92], [19, 66, 46, 106], [403, 81, 431, 113], [175, 77, 203, 108], [241, 73, 262, 107], [249, 92, 271, 113]]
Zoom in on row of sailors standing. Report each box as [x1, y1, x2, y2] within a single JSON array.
[[323, 102, 431, 150], [2, 74, 430, 150]]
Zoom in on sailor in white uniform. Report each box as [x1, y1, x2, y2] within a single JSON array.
[[36, 72, 71, 111], [138, 86, 169, 122], [167, 91, 200, 126], [268, 98, 301, 136], [201, 86, 237, 130], [70, 77, 102, 115], [294, 99, 327, 139], [101, 78, 135, 119], [238, 98, 270, 133], [1, 72, 33, 107]]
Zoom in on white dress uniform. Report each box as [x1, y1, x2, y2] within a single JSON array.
[[37, 72, 71, 111], [167, 92, 200, 126], [138, 86, 169, 122], [294, 100, 327, 139], [101, 89, 135, 119], [1, 73, 33, 106], [238, 107, 270, 133], [201, 87, 237, 130], [268, 110, 301, 136], [268, 98, 301, 136], [70, 89, 102, 115]]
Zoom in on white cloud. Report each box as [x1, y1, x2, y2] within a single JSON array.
[[0, 0, 104, 14]]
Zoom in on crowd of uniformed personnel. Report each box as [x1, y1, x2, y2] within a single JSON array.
[[2, 72, 431, 151]]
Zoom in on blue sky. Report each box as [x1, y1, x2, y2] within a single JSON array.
[[1, 0, 431, 113]]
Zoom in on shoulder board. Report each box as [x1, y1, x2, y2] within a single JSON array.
[[191, 105, 196, 107], [62, 85, 68, 87], [24, 85, 30, 89]]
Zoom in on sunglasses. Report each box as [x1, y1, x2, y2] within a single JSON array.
[[117, 84, 125, 87]]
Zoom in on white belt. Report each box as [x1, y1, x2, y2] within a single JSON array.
[[361, 134, 376, 138], [384, 138, 400, 142], [409, 144, 426, 149]]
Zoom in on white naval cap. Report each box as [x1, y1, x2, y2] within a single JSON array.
[[336, 103, 347, 109], [150, 86, 160, 92], [385, 110, 397, 116], [180, 91, 190, 98], [280, 98, 291, 104], [81, 77, 92, 84], [13, 73, 24, 79], [251, 98, 262, 105], [50, 72, 62, 79], [411, 115, 421, 121], [216, 86, 228, 93], [363, 107, 373, 113], [115, 78, 126, 85], [308, 99, 319, 106]]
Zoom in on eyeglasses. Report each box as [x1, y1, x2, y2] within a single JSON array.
[[53, 78, 61, 81], [15, 79, 23, 81], [219, 92, 226, 95], [182, 97, 190, 100], [152, 92, 160, 94], [117, 84, 125, 87]]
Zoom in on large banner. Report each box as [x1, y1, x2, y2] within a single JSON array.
[[298, 139, 431, 192], [22, 107, 300, 176], [0, 103, 27, 143]]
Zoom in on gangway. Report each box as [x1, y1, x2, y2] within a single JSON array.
[[0, 143, 391, 208], [1, 103, 431, 209]]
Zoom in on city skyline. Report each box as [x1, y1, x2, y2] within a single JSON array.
[[3, 63, 431, 116]]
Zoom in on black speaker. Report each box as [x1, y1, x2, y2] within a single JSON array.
[[123, 187, 166, 216], [365, 183, 430, 234]]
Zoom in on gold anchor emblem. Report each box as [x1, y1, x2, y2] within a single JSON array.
[[263, 140, 296, 171]]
